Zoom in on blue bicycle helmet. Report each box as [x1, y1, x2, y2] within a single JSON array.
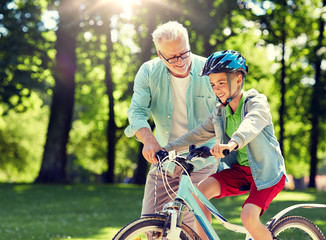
[[200, 50, 248, 77], [200, 50, 249, 107]]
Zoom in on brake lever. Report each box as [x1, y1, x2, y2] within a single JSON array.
[[187, 145, 212, 160]]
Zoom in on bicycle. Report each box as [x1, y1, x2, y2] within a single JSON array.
[[113, 145, 326, 240]]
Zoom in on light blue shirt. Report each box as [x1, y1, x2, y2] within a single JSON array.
[[125, 54, 218, 170]]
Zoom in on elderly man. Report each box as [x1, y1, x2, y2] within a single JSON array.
[[124, 21, 218, 229]]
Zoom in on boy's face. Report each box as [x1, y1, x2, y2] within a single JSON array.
[[209, 72, 242, 103]]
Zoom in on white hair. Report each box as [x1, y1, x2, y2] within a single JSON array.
[[152, 21, 189, 49]]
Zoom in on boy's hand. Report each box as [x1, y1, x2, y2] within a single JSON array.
[[210, 140, 238, 159]]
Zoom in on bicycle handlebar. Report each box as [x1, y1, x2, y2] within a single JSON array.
[[155, 145, 230, 163]]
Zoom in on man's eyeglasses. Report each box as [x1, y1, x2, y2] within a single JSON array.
[[159, 50, 191, 64]]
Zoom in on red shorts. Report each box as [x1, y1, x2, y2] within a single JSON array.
[[211, 163, 285, 215]]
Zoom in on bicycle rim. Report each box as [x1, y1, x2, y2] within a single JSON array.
[[113, 216, 199, 240], [271, 216, 325, 240]]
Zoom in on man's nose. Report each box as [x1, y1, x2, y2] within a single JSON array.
[[177, 56, 184, 63]]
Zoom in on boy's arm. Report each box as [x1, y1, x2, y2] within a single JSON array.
[[231, 93, 272, 149], [164, 115, 216, 152]]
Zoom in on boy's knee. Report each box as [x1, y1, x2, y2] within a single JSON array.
[[241, 205, 260, 228], [197, 177, 221, 199]]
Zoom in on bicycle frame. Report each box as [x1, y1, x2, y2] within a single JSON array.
[[164, 171, 252, 240], [156, 149, 326, 240]]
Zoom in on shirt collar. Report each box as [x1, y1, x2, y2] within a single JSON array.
[[225, 94, 245, 117]]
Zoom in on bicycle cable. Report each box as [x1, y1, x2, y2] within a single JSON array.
[[158, 156, 201, 212]]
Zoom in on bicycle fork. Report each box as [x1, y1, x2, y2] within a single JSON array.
[[161, 200, 187, 239]]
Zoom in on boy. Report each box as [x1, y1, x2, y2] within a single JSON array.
[[163, 50, 287, 240]]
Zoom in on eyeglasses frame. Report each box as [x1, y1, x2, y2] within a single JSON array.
[[158, 50, 191, 64]]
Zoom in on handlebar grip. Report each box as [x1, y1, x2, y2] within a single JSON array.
[[222, 149, 230, 156], [189, 144, 196, 151], [155, 150, 168, 161]]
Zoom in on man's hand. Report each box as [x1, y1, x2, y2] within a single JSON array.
[[210, 140, 238, 159], [135, 128, 162, 164], [142, 141, 162, 164]]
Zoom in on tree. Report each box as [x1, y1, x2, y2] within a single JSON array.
[[247, 0, 298, 154], [243, 0, 326, 187], [0, 0, 54, 182], [102, 10, 118, 183], [181, 0, 240, 56], [36, 0, 79, 183], [308, 0, 326, 188], [0, 0, 51, 112]]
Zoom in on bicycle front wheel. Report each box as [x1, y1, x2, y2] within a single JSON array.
[[270, 215, 325, 240], [113, 216, 199, 240]]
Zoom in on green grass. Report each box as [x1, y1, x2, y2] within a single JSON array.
[[0, 183, 325, 240]]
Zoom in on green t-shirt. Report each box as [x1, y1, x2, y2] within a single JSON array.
[[225, 96, 249, 166]]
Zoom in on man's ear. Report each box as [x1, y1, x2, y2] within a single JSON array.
[[157, 50, 162, 59]]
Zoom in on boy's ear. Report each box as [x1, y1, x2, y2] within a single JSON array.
[[237, 73, 243, 84]]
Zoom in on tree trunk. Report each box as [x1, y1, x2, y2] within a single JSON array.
[[36, 0, 78, 183], [308, 0, 325, 188], [133, 143, 148, 184], [279, 30, 286, 154], [103, 18, 116, 183]]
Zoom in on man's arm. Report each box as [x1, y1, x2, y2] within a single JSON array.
[[135, 127, 162, 164]]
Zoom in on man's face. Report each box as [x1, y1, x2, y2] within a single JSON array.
[[157, 36, 192, 78]]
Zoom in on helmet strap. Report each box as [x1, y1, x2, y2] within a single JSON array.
[[221, 73, 242, 107]]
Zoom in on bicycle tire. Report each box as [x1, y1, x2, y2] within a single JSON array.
[[113, 216, 200, 240], [270, 215, 325, 240]]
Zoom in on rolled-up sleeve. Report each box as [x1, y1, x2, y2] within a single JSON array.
[[124, 64, 152, 138]]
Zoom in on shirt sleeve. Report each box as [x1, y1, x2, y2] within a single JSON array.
[[231, 93, 272, 149], [164, 114, 216, 152], [124, 64, 152, 138]]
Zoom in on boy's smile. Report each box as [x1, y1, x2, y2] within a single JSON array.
[[209, 73, 230, 103]]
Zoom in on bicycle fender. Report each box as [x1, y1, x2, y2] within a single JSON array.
[[266, 203, 326, 229], [141, 213, 168, 219]]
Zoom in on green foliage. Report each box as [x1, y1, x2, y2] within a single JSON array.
[[0, 93, 49, 182], [1, 0, 325, 183], [240, 0, 326, 179], [66, 8, 140, 180], [0, 0, 53, 112]]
